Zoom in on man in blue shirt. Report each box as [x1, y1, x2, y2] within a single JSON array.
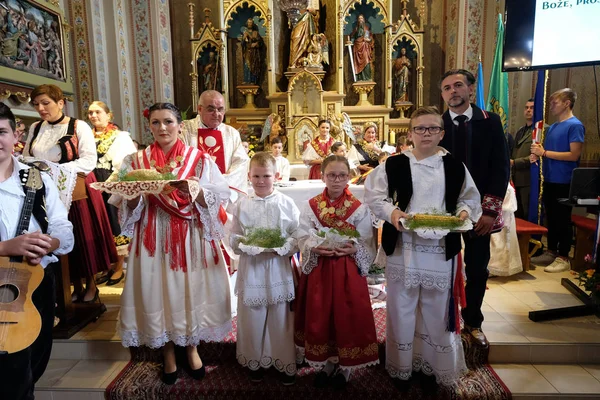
[[530, 88, 585, 272]]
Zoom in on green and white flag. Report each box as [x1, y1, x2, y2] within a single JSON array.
[[486, 13, 509, 133]]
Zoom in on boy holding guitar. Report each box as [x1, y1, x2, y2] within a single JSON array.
[[0, 102, 74, 400]]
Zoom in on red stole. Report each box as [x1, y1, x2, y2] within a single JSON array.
[[131, 140, 204, 272], [197, 128, 226, 174], [308, 187, 361, 232]]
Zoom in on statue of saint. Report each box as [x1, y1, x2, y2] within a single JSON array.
[[289, 7, 319, 69], [200, 51, 219, 91], [349, 14, 374, 82], [392, 47, 411, 102], [241, 18, 264, 85]]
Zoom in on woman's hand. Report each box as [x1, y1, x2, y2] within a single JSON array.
[[358, 164, 372, 172], [334, 242, 357, 256], [312, 246, 335, 256]]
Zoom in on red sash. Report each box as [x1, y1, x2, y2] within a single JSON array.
[[308, 186, 361, 231], [310, 136, 334, 159], [131, 140, 205, 272], [198, 128, 226, 174]]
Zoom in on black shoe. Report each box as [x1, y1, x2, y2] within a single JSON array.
[[81, 288, 100, 304], [280, 372, 296, 386], [313, 371, 330, 388], [419, 373, 439, 396], [391, 377, 411, 393], [95, 270, 113, 285], [161, 368, 178, 385], [331, 372, 347, 390], [249, 368, 265, 383], [106, 271, 125, 286], [189, 364, 205, 380]]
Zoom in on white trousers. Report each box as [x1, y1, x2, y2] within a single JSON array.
[[236, 300, 296, 376], [385, 278, 467, 386]]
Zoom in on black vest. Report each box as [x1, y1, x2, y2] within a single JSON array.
[[17, 167, 49, 235], [381, 153, 465, 260]]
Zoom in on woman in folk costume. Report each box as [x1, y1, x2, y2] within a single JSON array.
[[114, 103, 232, 385], [365, 107, 482, 393], [88, 100, 137, 286], [347, 122, 382, 173], [295, 155, 379, 390], [302, 119, 334, 179], [24, 84, 117, 303]]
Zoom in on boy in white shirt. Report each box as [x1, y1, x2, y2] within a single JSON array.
[[0, 102, 74, 400], [271, 137, 290, 181]]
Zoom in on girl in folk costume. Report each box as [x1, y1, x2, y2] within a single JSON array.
[[365, 107, 482, 392], [302, 119, 334, 179], [24, 84, 117, 303], [88, 101, 137, 286], [227, 152, 300, 385], [295, 155, 379, 389], [114, 103, 232, 385]]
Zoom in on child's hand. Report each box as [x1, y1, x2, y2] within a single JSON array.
[[334, 242, 356, 256], [458, 210, 469, 221], [391, 209, 409, 231], [313, 246, 335, 256]]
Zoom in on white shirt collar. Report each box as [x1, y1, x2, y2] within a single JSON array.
[[449, 105, 473, 125]]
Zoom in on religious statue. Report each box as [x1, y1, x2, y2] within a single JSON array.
[[305, 33, 328, 67], [261, 113, 287, 151], [288, 7, 320, 69], [393, 47, 411, 103], [200, 51, 219, 91], [349, 14, 374, 82], [241, 18, 264, 85]]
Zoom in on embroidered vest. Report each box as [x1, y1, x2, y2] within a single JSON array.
[[31, 118, 79, 163], [381, 153, 465, 260]]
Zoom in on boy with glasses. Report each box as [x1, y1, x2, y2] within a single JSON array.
[[365, 106, 482, 393]]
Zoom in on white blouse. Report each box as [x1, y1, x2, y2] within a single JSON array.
[[0, 157, 74, 268], [24, 119, 97, 174]]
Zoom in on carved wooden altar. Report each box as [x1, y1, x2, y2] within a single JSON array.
[[187, 0, 426, 163]]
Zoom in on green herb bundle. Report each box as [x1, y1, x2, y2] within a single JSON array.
[[241, 227, 286, 248], [316, 227, 361, 239], [118, 169, 176, 182]]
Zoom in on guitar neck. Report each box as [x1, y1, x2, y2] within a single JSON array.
[[15, 190, 36, 236]]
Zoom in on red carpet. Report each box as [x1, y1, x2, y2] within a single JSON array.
[[105, 309, 511, 399]]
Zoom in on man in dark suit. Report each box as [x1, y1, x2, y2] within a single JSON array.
[[439, 69, 510, 346], [511, 99, 534, 220]]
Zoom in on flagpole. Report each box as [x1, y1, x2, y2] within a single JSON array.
[[536, 70, 549, 226]]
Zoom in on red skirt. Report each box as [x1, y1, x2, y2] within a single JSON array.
[[294, 255, 378, 368], [67, 172, 118, 280], [308, 164, 322, 180]]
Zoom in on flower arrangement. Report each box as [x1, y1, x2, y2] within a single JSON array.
[[240, 127, 263, 158], [573, 254, 600, 300]]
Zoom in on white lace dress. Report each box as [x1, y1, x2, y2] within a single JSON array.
[[115, 151, 233, 348], [227, 190, 300, 375]]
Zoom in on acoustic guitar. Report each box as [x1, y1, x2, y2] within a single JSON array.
[[0, 168, 45, 354]]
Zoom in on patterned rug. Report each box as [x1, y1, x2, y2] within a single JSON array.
[[105, 309, 511, 399]]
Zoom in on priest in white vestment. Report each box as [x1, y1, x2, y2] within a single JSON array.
[[180, 90, 249, 203]]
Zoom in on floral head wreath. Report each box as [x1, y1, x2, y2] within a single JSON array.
[[362, 121, 378, 134], [143, 108, 150, 119]]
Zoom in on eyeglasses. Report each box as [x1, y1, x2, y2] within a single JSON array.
[[325, 173, 349, 182], [204, 106, 225, 114], [412, 126, 442, 135]]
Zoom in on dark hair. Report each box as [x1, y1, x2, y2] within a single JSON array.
[[270, 137, 282, 145], [330, 141, 345, 153], [0, 102, 17, 132], [527, 98, 534, 103], [148, 102, 182, 123], [250, 151, 277, 170], [30, 84, 65, 104], [321, 155, 350, 174], [317, 119, 331, 128], [439, 69, 476, 89]]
